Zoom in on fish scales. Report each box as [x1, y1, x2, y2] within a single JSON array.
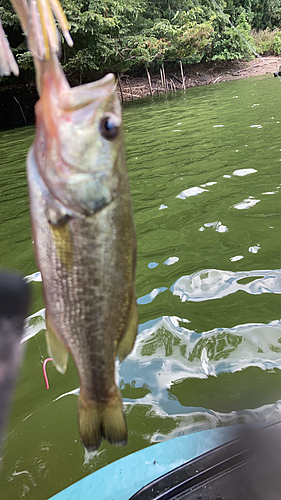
[[27, 56, 138, 451]]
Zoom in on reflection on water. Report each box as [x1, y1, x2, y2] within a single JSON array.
[[172, 268, 281, 302], [1, 74, 281, 498], [232, 196, 261, 209], [127, 314, 281, 379]]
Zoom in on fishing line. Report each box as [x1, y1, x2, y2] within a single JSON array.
[[35, 333, 44, 360]]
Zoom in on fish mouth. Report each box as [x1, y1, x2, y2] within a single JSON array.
[[60, 73, 117, 112]]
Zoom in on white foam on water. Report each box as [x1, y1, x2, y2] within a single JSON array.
[[232, 196, 260, 210], [233, 168, 257, 176], [176, 186, 208, 199]]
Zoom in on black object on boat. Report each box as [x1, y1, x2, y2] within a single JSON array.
[[0, 270, 30, 448], [130, 421, 281, 500]]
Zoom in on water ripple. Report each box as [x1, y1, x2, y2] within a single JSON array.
[[232, 196, 260, 210], [171, 268, 281, 303], [176, 186, 208, 199], [138, 398, 281, 444], [23, 308, 45, 343], [25, 271, 42, 283], [200, 221, 228, 233], [137, 287, 168, 305], [125, 315, 281, 385]]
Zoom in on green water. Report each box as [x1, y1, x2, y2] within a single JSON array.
[[1, 74, 281, 498]]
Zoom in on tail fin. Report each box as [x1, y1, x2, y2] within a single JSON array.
[[78, 388, 127, 452]]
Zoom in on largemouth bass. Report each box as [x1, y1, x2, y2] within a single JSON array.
[[27, 54, 138, 451]]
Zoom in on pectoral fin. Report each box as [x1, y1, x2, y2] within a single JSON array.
[[45, 317, 69, 374], [118, 299, 138, 363]]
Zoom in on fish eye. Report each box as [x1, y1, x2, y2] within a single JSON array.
[[99, 114, 120, 140]]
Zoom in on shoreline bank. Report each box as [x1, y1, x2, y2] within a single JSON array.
[[0, 56, 280, 130], [116, 56, 281, 102]]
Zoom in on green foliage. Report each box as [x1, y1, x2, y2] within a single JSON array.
[[259, 0, 281, 29], [209, 11, 255, 61], [252, 28, 275, 55], [274, 31, 281, 54], [0, 0, 19, 28], [252, 28, 281, 55], [0, 0, 281, 85], [148, 10, 214, 64], [225, 0, 281, 30]]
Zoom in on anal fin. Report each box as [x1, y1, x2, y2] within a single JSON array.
[[46, 317, 69, 374], [118, 298, 138, 363]]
